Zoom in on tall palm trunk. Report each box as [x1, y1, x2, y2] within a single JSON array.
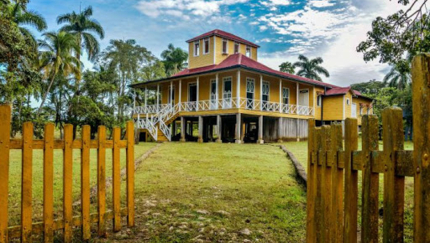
[[37, 74, 56, 117]]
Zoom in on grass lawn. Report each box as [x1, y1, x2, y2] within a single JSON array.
[[7, 142, 157, 227], [99, 143, 307, 242], [280, 138, 415, 242]]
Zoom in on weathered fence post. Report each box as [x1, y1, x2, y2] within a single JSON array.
[[321, 125, 332, 242], [412, 54, 430, 242], [315, 127, 324, 241], [0, 105, 11, 243], [361, 115, 379, 242], [126, 121, 135, 227], [330, 124, 343, 242], [306, 119, 316, 243], [382, 108, 405, 243], [343, 118, 358, 243]]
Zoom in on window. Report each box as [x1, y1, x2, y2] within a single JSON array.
[[203, 38, 209, 54], [222, 39, 228, 54], [317, 95, 322, 107], [246, 46, 251, 57], [283, 88, 290, 105], [346, 98, 350, 105], [360, 106, 363, 115], [234, 42, 239, 54], [194, 41, 200, 56]]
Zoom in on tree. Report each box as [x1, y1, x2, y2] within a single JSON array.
[[293, 55, 329, 81], [100, 39, 154, 119], [161, 44, 188, 76], [351, 80, 386, 96], [279, 61, 295, 74], [5, 0, 47, 49], [57, 5, 104, 63], [357, 0, 430, 65], [383, 60, 411, 90], [37, 31, 81, 115]]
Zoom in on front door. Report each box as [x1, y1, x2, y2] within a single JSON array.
[[299, 89, 309, 114], [262, 81, 269, 111], [223, 77, 232, 109], [246, 78, 255, 109], [188, 83, 197, 111], [210, 80, 217, 109]]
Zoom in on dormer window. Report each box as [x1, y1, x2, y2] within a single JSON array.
[[203, 38, 209, 54], [246, 46, 251, 57], [234, 42, 239, 54], [222, 39, 228, 54], [194, 41, 200, 56]]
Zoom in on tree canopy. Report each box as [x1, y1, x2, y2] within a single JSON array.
[[293, 55, 330, 81]]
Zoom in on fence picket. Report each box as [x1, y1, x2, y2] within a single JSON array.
[[321, 125, 332, 242], [43, 123, 54, 243], [113, 127, 121, 232], [0, 105, 11, 243], [81, 125, 91, 240], [343, 118, 358, 243], [361, 115, 380, 242], [126, 121, 135, 227], [22, 122, 33, 243], [63, 124, 73, 242], [97, 126, 107, 236], [314, 128, 324, 241], [306, 119, 316, 243], [382, 108, 405, 242], [330, 124, 343, 243], [412, 54, 430, 242]]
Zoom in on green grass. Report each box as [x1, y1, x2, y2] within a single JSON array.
[[7, 142, 157, 226], [280, 138, 415, 242], [102, 143, 307, 242]]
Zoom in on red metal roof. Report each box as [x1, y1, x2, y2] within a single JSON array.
[[172, 53, 336, 88], [325, 87, 352, 96], [186, 29, 260, 48]]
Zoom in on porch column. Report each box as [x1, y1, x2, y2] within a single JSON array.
[[133, 90, 136, 111], [179, 80, 182, 111], [279, 79, 282, 113], [235, 113, 242, 144], [156, 84, 160, 113], [296, 118, 300, 142], [216, 115, 222, 143], [180, 117, 186, 142], [198, 116, 203, 143], [260, 75, 263, 110], [296, 82, 299, 113], [170, 80, 173, 106], [144, 87, 147, 113], [277, 117, 283, 143], [196, 77, 199, 111], [237, 70, 241, 108], [215, 74, 219, 108], [258, 115, 264, 144]]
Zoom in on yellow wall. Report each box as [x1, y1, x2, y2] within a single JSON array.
[[314, 87, 324, 120], [188, 38, 215, 69], [354, 97, 373, 125], [322, 95, 344, 121]]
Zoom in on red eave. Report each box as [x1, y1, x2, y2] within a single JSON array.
[[186, 29, 260, 48]]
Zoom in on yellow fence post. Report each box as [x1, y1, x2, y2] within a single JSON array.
[[97, 126, 107, 237], [126, 121, 135, 227], [113, 127, 121, 232], [306, 119, 316, 243], [314, 127, 324, 241], [81, 125, 91, 240], [321, 125, 332, 242], [43, 123, 54, 243], [21, 122, 33, 243], [330, 124, 343, 242], [63, 124, 73, 242], [0, 105, 11, 243]]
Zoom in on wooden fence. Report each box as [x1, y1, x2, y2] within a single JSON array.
[[306, 54, 430, 242], [0, 105, 135, 243]]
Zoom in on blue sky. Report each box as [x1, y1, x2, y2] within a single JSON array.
[[28, 0, 403, 86]]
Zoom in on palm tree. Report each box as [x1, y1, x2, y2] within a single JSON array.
[[383, 61, 411, 90], [6, 1, 47, 48], [161, 44, 188, 76], [57, 6, 104, 63], [37, 31, 81, 115], [293, 55, 330, 81], [279, 61, 295, 74]]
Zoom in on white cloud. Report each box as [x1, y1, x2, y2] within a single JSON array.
[[258, 0, 405, 86], [135, 0, 248, 20], [261, 0, 292, 7]]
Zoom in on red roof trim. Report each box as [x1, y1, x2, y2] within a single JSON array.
[[186, 29, 260, 48]]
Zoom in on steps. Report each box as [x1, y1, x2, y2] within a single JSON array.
[[136, 104, 180, 142]]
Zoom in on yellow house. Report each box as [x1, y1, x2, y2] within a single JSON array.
[[130, 29, 374, 143]]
